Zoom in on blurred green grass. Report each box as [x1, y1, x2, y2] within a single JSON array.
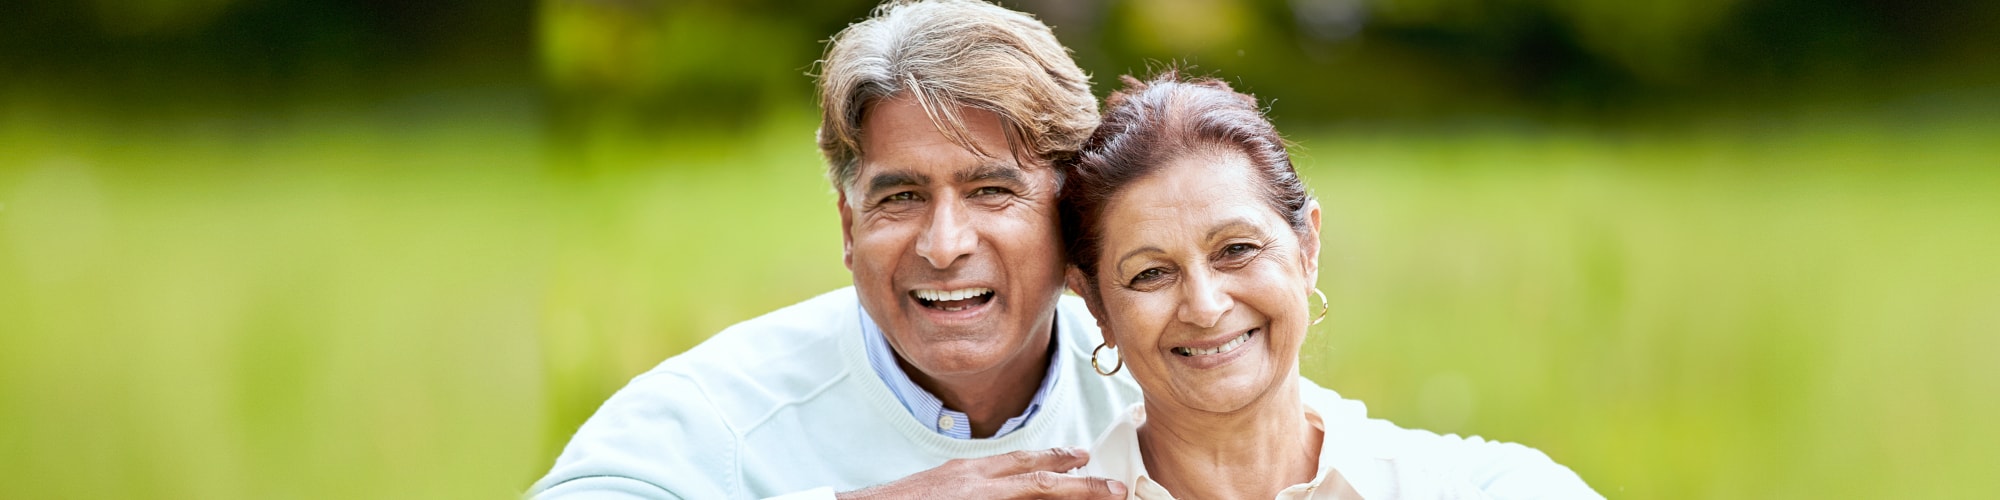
[[1, 100, 1995, 498]]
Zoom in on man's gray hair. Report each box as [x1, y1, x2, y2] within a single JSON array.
[[815, 0, 1098, 194]]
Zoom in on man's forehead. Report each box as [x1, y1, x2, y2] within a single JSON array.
[[852, 95, 1054, 179]]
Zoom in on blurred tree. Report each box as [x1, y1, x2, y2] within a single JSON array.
[[535, 0, 880, 169], [529, 0, 1998, 154], [83, 0, 247, 36], [7, 0, 1992, 162], [1, 0, 532, 117]]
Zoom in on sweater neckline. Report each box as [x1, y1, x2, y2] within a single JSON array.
[[857, 306, 1067, 439], [836, 295, 1084, 454]]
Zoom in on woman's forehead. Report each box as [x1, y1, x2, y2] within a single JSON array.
[[1099, 157, 1280, 245], [1107, 149, 1261, 210]]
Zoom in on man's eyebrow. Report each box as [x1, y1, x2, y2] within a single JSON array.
[[957, 162, 1026, 185], [865, 170, 930, 196]]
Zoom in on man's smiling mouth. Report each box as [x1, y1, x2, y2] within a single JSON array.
[[911, 288, 994, 312]]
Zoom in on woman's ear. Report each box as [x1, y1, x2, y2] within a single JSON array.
[[1301, 199, 1323, 285], [1064, 266, 1115, 347]]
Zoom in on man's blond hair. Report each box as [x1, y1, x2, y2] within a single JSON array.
[[815, 0, 1098, 194]]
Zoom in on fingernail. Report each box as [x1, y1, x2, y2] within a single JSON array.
[[1109, 480, 1128, 496]]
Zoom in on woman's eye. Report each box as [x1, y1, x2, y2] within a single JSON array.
[[1128, 268, 1165, 286], [1128, 268, 1168, 288], [1222, 243, 1257, 256]]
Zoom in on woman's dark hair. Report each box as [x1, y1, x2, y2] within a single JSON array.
[[1059, 69, 1312, 281]]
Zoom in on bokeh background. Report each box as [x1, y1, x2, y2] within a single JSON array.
[[3, 0, 1996, 498]]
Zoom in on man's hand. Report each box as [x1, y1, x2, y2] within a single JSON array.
[[836, 447, 1128, 500]]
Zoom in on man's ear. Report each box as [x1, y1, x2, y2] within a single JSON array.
[[1065, 266, 1114, 348], [1301, 199, 1323, 285], [837, 191, 856, 271]]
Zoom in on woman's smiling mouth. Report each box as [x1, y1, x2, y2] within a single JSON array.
[[1173, 329, 1256, 357]]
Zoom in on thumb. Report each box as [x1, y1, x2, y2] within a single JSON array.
[[1092, 478, 1129, 499], [1030, 474, 1127, 500]]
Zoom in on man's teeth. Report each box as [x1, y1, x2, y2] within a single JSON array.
[[913, 288, 993, 302], [1173, 330, 1254, 357]]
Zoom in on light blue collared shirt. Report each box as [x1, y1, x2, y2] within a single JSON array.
[[860, 304, 1064, 439]]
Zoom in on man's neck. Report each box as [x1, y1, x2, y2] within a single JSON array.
[[1137, 375, 1321, 499], [897, 325, 1056, 438]]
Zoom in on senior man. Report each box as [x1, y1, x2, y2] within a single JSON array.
[[529, 1, 1141, 499]]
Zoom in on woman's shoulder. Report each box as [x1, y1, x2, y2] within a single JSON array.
[[1298, 375, 1501, 452], [1298, 376, 1603, 499], [1297, 376, 1369, 419]]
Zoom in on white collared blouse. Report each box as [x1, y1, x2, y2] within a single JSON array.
[[1078, 379, 1602, 500]]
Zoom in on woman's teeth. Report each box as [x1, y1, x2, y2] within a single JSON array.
[[1173, 330, 1254, 357]]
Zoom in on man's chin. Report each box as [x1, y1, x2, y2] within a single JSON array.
[[898, 338, 1023, 377], [897, 314, 1007, 345]]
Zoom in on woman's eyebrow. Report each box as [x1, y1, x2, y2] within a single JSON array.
[[1116, 246, 1163, 271], [1111, 218, 1263, 269], [1206, 218, 1262, 241]]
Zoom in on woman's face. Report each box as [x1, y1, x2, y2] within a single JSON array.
[[1073, 148, 1320, 415]]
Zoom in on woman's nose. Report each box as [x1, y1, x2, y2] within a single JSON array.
[[1176, 269, 1231, 328]]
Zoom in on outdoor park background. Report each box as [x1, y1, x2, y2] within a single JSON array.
[[2, 0, 1995, 498]]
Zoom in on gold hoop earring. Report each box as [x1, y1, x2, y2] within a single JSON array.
[[1309, 287, 1329, 326], [1091, 342, 1123, 376]]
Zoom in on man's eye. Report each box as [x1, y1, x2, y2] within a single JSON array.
[[971, 186, 1012, 197], [882, 191, 919, 203]]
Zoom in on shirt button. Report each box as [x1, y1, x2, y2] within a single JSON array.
[[938, 415, 956, 430]]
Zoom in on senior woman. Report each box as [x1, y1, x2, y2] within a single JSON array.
[[1058, 71, 1601, 499]]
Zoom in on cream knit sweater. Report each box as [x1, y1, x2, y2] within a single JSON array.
[[530, 287, 1144, 499]]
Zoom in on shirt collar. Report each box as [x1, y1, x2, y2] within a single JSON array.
[[1089, 400, 1374, 499], [859, 300, 1066, 439]]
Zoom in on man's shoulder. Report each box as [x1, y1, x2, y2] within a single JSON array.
[[639, 287, 864, 429], [534, 288, 869, 498]]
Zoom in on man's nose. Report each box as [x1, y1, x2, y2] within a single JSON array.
[[915, 199, 977, 269], [1176, 269, 1231, 328]]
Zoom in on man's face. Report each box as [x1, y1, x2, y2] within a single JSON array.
[[839, 94, 1067, 383]]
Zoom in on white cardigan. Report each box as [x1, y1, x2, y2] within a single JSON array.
[[529, 287, 1145, 499]]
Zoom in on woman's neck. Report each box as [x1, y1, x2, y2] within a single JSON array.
[[1137, 377, 1322, 500]]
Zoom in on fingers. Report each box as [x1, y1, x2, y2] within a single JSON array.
[[1005, 471, 1128, 500], [992, 447, 1092, 475]]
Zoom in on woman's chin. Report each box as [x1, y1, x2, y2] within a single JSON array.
[[1161, 369, 1279, 414], [1140, 336, 1302, 415]]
